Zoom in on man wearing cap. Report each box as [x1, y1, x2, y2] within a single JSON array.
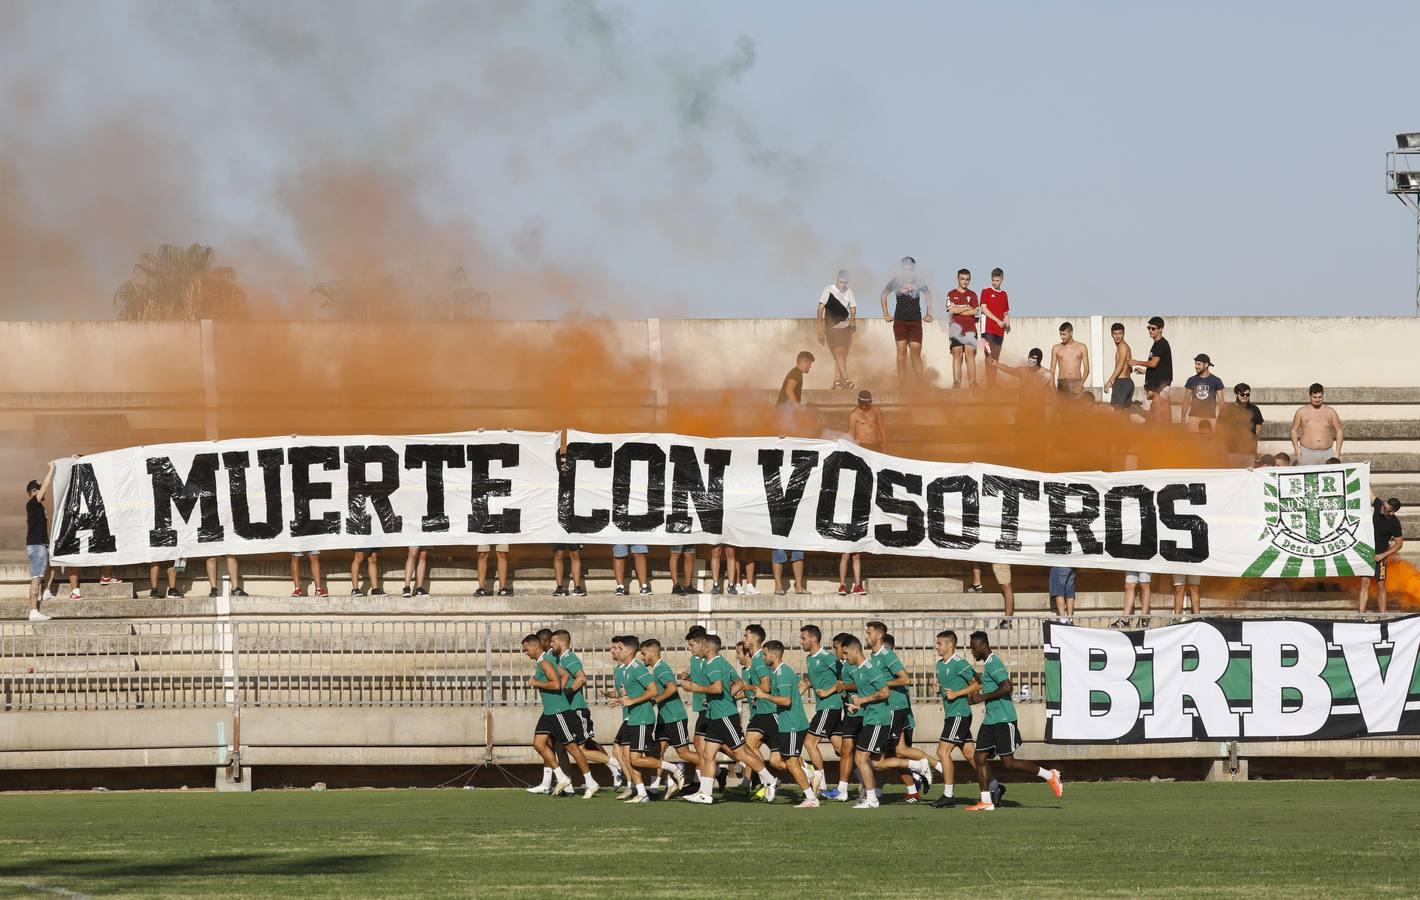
[[847, 391, 887, 454], [24, 464, 55, 621], [1218, 383, 1264, 467], [1183, 354, 1225, 427]]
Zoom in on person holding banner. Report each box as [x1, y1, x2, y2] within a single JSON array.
[[206, 555, 247, 598], [965, 632, 1062, 812], [1360, 494, 1405, 613], [24, 465, 55, 621]]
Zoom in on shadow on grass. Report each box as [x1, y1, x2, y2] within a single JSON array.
[[0, 852, 397, 880]]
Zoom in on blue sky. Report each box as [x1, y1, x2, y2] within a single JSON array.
[[2, 1, 1416, 319]]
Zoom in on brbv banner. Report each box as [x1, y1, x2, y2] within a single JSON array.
[[50, 429, 1375, 577], [1044, 616, 1420, 743]]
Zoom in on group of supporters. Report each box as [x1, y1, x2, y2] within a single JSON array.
[[521, 621, 1063, 810]]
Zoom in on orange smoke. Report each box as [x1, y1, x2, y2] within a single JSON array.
[[1372, 559, 1420, 611]]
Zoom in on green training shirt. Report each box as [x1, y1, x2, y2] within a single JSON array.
[[534, 650, 570, 715], [841, 661, 862, 718], [559, 649, 587, 711], [980, 654, 1018, 725], [652, 659, 687, 724], [702, 655, 741, 719], [613, 664, 628, 721], [937, 655, 975, 718], [805, 647, 843, 711], [748, 650, 777, 716], [873, 646, 912, 712], [688, 655, 706, 713], [850, 659, 892, 726], [770, 663, 809, 732], [623, 659, 657, 727]]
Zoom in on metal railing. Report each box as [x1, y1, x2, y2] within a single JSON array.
[[0, 613, 1407, 713]]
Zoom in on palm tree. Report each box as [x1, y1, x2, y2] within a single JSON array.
[[113, 244, 247, 320]]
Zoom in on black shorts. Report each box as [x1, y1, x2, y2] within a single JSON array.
[[704, 715, 746, 750], [535, 711, 583, 746], [551, 544, 582, 552], [857, 723, 890, 757], [694, 713, 709, 737], [808, 708, 842, 738], [576, 708, 595, 743], [939, 715, 973, 746], [1375, 557, 1389, 582], [888, 708, 911, 742], [834, 715, 863, 740], [615, 722, 655, 753], [748, 712, 779, 738], [975, 721, 1023, 759], [775, 729, 805, 759], [983, 332, 1004, 348], [656, 719, 691, 749]]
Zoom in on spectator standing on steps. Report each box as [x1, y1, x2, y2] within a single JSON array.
[[1048, 322, 1089, 396], [207, 555, 247, 598], [148, 560, 182, 599], [25, 464, 55, 621], [291, 551, 326, 597], [817, 270, 857, 390], [967, 563, 1016, 628], [403, 546, 429, 598], [1360, 494, 1405, 613], [552, 544, 586, 597], [945, 269, 980, 389], [1050, 565, 1076, 623], [979, 268, 1010, 386], [475, 544, 510, 596], [777, 351, 815, 431], [613, 544, 651, 595], [1104, 323, 1135, 408], [1183, 354, 1225, 427], [880, 257, 932, 386], [1128, 316, 1173, 396], [1218, 383, 1264, 467], [350, 548, 383, 597], [1291, 383, 1344, 465]]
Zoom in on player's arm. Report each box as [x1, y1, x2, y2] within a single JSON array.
[[849, 686, 891, 711], [530, 658, 562, 690], [654, 677, 679, 704], [945, 678, 982, 701], [969, 677, 1012, 705], [623, 679, 657, 708], [561, 665, 586, 699], [760, 677, 792, 709], [882, 667, 911, 690]]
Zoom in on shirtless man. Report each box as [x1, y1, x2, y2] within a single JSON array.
[[1048, 322, 1090, 396], [848, 390, 887, 453], [1103, 322, 1134, 409], [1290, 383, 1344, 465]]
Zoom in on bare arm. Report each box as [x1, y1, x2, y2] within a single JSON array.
[[880, 287, 892, 322], [1081, 346, 1091, 384], [816, 301, 827, 339], [784, 375, 801, 405], [530, 658, 562, 691], [874, 407, 887, 451], [36, 461, 56, 503], [1290, 408, 1303, 455], [622, 681, 658, 708], [847, 686, 891, 713], [944, 678, 982, 701], [1049, 345, 1060, 379], [653, 679, 679, 704], [1331, 409, 1344, 456], [969, 677, 1013, 705]]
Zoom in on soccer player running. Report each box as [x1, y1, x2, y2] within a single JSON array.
[[550, 629, 622, 790], [677, 634, 778, 804], [756, 640, 818, 807], [740, 625, 778, 787], [602, 637, 643, 801], [865, 622, 934, 801], [829, 633, 862, 802], [642, 638, 697, 798], [799, 625, 843, 795], [840, 636, 891, 809], [522, 634, 597, 799], [614, 636, 661, 804], [931, 630, 980, 808], [964, 631, 1063, 811]]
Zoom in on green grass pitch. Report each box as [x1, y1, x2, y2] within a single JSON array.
[[0, 781, 1416, 898]]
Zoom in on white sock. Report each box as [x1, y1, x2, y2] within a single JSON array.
[[698, 775, 713, 793], [660, 760, 680, 775], [943, 784, 954, 798], [538, 767, 553, 788], [981, 790, 992, 804], [1037, 767, 1052, 780], [553, 767, 569, 783], [649, 776, 662, 790], [837, 781, 848, 794], [584, 774, 597, 787], [635, 783, 647, 797], [758, 770, 777, 786], [934, 760, 944, 774], [805, 789, 817, 801], [607, 757, 622, 773]]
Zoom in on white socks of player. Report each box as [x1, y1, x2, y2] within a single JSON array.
[[536, 767, 553, 789], [553, 767, 569, 784], [635, 783, 648, 798], [1036, 767, 1051, 781], [758, 770, 778, 787], [942, 784, 954, 798], [698, 775, 713, 794], [660, 760, 681, 776]]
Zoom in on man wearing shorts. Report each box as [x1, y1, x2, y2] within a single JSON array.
[[799, 625, 842, 794], [643, 638, 696, 797], [1118, 572, 1154, 626], [771, 549, 807, 594], [678, 633, 776, 804], [551, 544, 584, 597], [24, 465, 55, 621], [946, 268, 980, 388], [1049, 321, 1089, 396], [668, 545, 696, 595], [979, 268, 1009, 386], [614, 635, 660, 804], [880, 256, 932, 385], [1291, 383, 1344, 466], [1050, 566, 1077, 622], [829, 633, 863, 801], [475, 544, 510, 596], [523, 633, 597, 799], [741, 625, 778, 772], [1104, 322, 1135, 408], [865, 623, 932, 802], [1172, 573, 1201, 616], [549, 629, 621, 789], [817, 269, 858, 390], [611, 544, 650, 595], [1360, 495, 1405, 613], [932, 630, 980, 808], [968, 562, 1017, 628], [758, 640, 817, 806], [965, 632, 1063, 811], [291, 551, 326, 597], [842, 635, 891, 809]]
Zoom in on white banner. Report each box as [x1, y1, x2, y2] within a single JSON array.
[[51, 429, 1375, 579]]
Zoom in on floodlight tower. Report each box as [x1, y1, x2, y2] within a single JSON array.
[[1387, 133, 1420, 315]]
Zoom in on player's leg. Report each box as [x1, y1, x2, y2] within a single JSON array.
[[853, 726, 882, 809], [992, 723, 1062, 799], [968, 746, 995, 811], [627, 727, 660, 802]]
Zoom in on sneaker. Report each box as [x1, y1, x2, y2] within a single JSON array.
[[167, 588, 184, 599], [852, 583, 866, 595], [99, 576, 123, 585], [998, 618, 1013, 630], [69, 589, 82, 600], [351, 589, 365, 597], [992, 781, 1006, 807], [1046, 769, 1063, 799], [231, 588, 249, 597], [711, 583, 722, 595], [209, 588, 221, 598], [796, 796, 820, 808], [624, 794, 650, 804], [904, 793, 919, 804], [42, 590, 55, 601], [965, 801, 996, 812], [639, 585, 652, 595], [368, 588, 385, 597], [684, 792, 714, 805], [526, 784, 551, 795], [552, 585, 568, 597], [743, 583, 760, 595], [671, 584, 685, 596], [315, 587, 328, 597], [965, 583, 984, 593], [414, 587, 428, 596], [28, 609, 51, 622], [571, 585, 587, 597], [496, 587, 513, 597], [853, 797, 880, 809], [551, 779, 575, 798], [292, 588, 306, 598], [837, 583, 848, 596], [148, 588, 162, 599], [614, 585, 627, 596], [665, 770, 685, 800], [821, 788, 841, 800], [473, 587, 491, 597], [582, 784, 600, 800], [727, 583, 739, 595], [931, 795, 956, 809], [616, 788, 634, 800], [1110, 618, 1128, 629], [401, 586, 413, 598], [763, 779, 777, 803]]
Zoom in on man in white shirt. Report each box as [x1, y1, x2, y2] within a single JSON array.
[[817, 269, 857, 390]]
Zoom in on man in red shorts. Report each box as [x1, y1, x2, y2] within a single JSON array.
[[880, 257, 932, 386]]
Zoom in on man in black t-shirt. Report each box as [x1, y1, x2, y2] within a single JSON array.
[[1361, 496, 1405, 613], [1128, 315, 1173, 394], [879, 257, 933, 385], [777, 350, 815, 409], [24, 463, 55, 621], [1217, 383, 1264, 466]]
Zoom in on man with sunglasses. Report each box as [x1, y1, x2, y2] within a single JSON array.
[[1218, 383, 1264, 467], [1128, 316, 1173, 397]]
